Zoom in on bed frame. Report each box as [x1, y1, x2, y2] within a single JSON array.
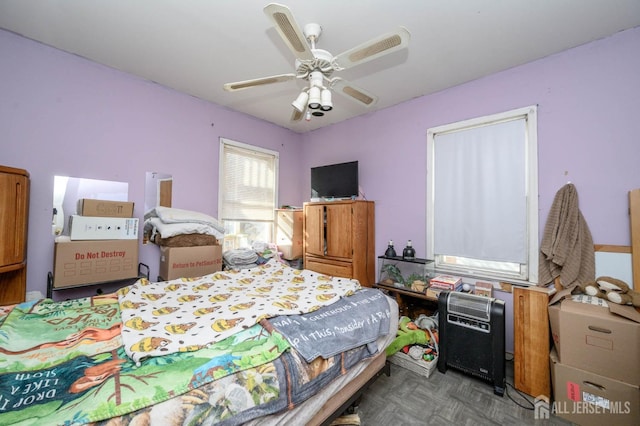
[[313, 354, 390, 426]]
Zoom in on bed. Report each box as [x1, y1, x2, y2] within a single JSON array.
[[0, 259, 398, 426]]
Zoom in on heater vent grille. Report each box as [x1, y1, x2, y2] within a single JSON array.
[[447, 292, 490, 321]]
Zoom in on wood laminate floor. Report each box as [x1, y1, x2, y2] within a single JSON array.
[[355, 358, 574, 425]]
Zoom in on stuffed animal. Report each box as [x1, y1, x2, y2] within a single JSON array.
[[385, 316, 431, 357], [577, 276, 640, 308]]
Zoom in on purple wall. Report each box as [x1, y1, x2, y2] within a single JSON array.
[[302, 27, 640, 262], [2, 26, 639, 308], [299, 27, 640, 353], [0, 29, 302, 299]]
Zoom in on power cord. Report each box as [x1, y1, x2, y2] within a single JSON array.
[[504, 355, 535, 410]]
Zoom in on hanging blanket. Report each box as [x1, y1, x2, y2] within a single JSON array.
[[539, 183, 595, 287], [0, 295, 288, 426], [118, 259, 361, 364]]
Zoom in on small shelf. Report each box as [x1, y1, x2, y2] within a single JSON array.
[[377, 255, 431, 264], [374, 281, 438, 302], [46, 263, 149, 298]]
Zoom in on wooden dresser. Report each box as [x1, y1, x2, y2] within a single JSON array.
[[0, 165, 30, 305], [303, 200, 375, 286]]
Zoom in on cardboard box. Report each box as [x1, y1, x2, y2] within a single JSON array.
[[77, 198, 135, 218], [548, 296, 640, 385], [159, 245, 222, 281], [69, 215, 139, 240], [474, 281, 493, 297], [429, 275, 462, 290], [425, 284, 465, 300], [276, 209, 303, 260], [53, 239, 139, 288], [550, 349, 639, 426], [426, 286, 444, 300]]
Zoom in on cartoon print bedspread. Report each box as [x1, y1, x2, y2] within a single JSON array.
[[89, 327, 378, 426], [0, 294, 289, 426], [117, 259, 361, 364]]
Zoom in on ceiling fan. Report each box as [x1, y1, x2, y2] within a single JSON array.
[[223, 3, 410, 122]]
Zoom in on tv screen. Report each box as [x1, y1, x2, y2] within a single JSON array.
[[311, 161, 359, 199]]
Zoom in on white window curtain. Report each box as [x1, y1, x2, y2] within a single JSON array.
[[219, 138, 278, 223], [434, 119, 527, 263], [427, 106, 538, 283]]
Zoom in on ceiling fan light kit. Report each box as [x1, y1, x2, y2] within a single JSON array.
[[292, 91, 309, 112], [320, 89, 332, 111], [308, 86, 322, 109], [223, 3, 410, 122]]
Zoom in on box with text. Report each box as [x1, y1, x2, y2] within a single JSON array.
[[429, 275, 462, 290], [53, 239, 139, 288], [69, 215, 139, 240], [77, 198, 134, 218], [159, 245, 222, 281], [550, 349, 639, 426]]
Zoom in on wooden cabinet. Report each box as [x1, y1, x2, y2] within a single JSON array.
[[275, 209, 303, 260], [0, 165, 30, 305], [303, 200, 375, 286], [513, 285, 553, 398]]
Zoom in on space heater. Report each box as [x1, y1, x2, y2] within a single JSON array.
[[437, 291, 506, 396]]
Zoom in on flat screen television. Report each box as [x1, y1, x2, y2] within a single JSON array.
[[311, 161, 359, 200]]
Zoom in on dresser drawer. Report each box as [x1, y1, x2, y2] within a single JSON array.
[[304, 257, 353, 279]]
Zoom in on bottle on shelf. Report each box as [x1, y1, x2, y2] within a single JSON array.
[[402, 240, 416, 260], [384, 240, 397, 258]]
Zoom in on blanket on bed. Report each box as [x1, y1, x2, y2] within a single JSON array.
[[267, 288, 392, 362], [0, 294, 289, 426], [89, 331, 378, 426], [118, 259, 361, 364]]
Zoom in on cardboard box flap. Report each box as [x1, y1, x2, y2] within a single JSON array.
[[548, 284, 640, 324], [610, 302, 640, 323], [548, 285, 575, 306]]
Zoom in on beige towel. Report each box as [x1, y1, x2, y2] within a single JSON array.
[[538, 183, 595, 287]]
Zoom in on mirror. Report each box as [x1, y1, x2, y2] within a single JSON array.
[[144, 172, 173, 243], [144, 172, 173, 214], [52, 176, 129, 236]]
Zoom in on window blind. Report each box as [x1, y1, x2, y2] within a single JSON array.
[[220, 140, 278, 222], [433, 118, 527, 264]]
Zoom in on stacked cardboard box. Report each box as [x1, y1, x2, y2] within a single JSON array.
[[53, 199, 139, 288], [548, 295, 640, 425]]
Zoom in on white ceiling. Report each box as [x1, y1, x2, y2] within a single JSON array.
[[1, 1, 639, 133]]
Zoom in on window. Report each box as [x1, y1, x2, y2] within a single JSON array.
[[219, 138, 279, 251], [426, 106, 538, 283]]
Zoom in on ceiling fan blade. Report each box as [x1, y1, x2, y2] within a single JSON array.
[[330, 78, 378, 107], [333, 27, 410, 70], [223, 73, 297, 91], [264, 3, 315, 62]]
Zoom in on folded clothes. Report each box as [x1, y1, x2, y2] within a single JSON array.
[[223, 248, 259, 265]]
